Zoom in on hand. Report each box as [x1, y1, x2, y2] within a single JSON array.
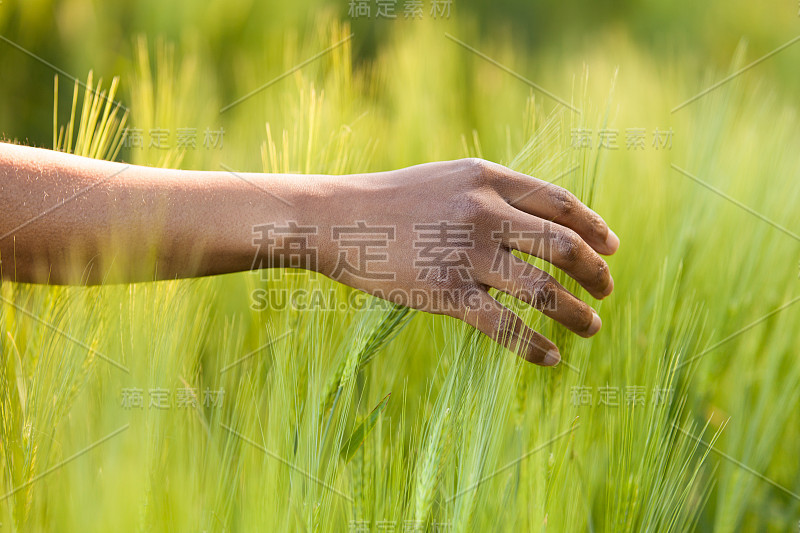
[[275, 158, 619, 366]]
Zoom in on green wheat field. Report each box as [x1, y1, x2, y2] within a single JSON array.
[[1, 2, 800, 531]]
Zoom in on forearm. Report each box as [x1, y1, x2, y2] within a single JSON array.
[[0, 142, 322, 284]]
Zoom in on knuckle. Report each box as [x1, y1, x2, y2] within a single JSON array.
[[549, 185, 578, 217], [553, 230, 581, 264], [461, 157, 491, 185], [588, 212, 607, 238], [595, 259, 611, 286], [463, 156, 488, 171], [530, 278, 559, 311]]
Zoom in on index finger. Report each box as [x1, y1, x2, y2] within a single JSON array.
[[483, 161, 620, 255]]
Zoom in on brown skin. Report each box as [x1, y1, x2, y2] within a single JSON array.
[[0, 142, 619, 366]]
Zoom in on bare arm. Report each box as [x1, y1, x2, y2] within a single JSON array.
[[0, 142, 618, 365], [0, 142, 313, 283]]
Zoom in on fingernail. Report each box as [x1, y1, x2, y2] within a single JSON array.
[[543, 348, 561, 367], [604, 228, 620, 253], [587, 310, 602, 336]]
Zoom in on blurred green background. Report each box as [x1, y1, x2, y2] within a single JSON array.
[[2, 0, 799, 149], [2, 1, 800, 532]]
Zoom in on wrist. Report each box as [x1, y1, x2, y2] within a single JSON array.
[[246, 172, 350, 275]]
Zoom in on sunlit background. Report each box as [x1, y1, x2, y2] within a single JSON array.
[[1, 1, 800, 532]]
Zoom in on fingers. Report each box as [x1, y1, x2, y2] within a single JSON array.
[[491, 207, 613, 299], [455, 288, 561, 366], [481, 254, 602, 338], [482, 160, 620, 256]]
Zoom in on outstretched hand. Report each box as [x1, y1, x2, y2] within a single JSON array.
[[270, 158, 619, 366]]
